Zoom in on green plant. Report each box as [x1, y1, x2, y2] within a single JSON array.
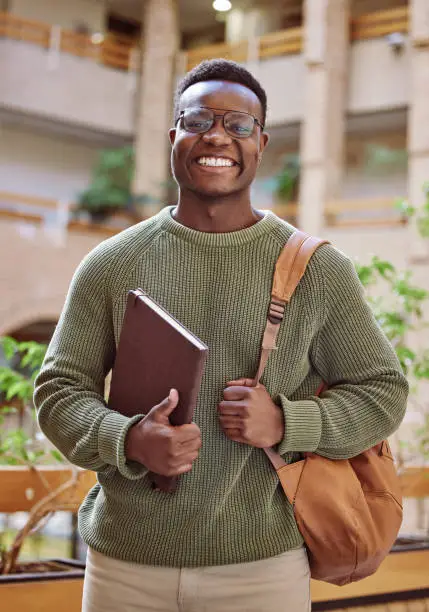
[[396, 182, 429, 239], [355, 188, 429, 467], [0, 337, 82, 575], [274, 154, 300, 203], [0, 337, 62, 467], [76, 146, 150, 220]]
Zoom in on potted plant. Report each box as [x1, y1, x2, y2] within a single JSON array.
[[74, 146, 146, 223], [0, 336, 95, 610], [274, 153, 300, 204]]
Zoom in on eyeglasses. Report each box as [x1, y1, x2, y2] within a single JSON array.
[[176, 107, 264, 139]]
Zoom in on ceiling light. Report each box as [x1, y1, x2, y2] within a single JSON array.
[[213, 0, 232, 12], [91, 33, 104, 44]]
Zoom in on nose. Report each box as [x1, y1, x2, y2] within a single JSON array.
[[201, 117, 232, 146]]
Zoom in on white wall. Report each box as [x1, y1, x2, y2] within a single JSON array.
[[241, 36, 409, 127], [9, 0, 106, 33], [0, 40, 136, 137], [0, 124, 101, 202], [348, 38, 410, 113], [251, 55, 305, 126]]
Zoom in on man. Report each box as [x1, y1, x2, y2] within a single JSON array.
[[34, 59, 408, 611]]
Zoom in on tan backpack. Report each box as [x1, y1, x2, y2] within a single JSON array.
[[256, 230, 403, 586]]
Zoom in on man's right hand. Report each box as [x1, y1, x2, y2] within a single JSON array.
[[124, 389, 202, 477]]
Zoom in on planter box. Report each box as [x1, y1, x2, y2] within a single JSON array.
[[399, 467, 429, 498], [311, 545, 429, 610], [0, 466, 97, 512], [0, 559, 85, 612]]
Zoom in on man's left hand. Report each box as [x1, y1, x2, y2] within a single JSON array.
[[218, 378, 285, 448]]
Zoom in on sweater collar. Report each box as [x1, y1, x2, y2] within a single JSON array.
[[159, 205, 279, 248]]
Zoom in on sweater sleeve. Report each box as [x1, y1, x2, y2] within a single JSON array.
[[33, 246, 147, 480], [277, 248, 409, 459]]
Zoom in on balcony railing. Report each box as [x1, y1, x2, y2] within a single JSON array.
[[0, 12, 137, 71], [270, 199, 406, 229], [184, 6, 408, 70], [185, 27, 303, 71], [351, 6, 409, 42], [325, 198, 407, 228], [0, 191, 139, 237], [0, 192, 408, 234], [2, 6, 409, 75]]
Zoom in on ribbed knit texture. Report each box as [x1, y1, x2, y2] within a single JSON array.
[[34, 206, 408, 568]]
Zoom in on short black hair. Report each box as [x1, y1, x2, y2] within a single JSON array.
[[174, 59, 267, 127]]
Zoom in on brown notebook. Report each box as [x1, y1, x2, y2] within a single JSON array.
[[108, 289, 208, 492]]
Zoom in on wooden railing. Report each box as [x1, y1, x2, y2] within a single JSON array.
[[351, 6, 409, 42], [185, 28, 303, 71], [0, 191, 409, 232], [184, 6, 408, 69], [0, 191, 140, 237], [0, 12, 137, 71], [270, 202, 299, 220], [325, 197, 407, 228], [259, 27, 303, 60], [1, 6, 409, 73], [269, 199, 406, 229]]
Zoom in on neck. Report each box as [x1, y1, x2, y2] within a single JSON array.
[[172, 189, 262, 233]]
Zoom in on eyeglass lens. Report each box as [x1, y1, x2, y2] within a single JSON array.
[[182, 108, 255, 138]]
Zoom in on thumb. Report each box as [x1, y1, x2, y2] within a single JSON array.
[[150, 389, 179, 420]]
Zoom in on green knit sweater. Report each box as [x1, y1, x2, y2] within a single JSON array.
[[34, 206, 408, 568]]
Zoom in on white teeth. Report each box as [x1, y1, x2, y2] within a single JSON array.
[[197, 157, 234, 167]]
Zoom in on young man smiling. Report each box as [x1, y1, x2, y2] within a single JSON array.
[[34, 60, 408, 612]]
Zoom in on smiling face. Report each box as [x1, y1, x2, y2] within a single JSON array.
[[169, 80, 269, 200]]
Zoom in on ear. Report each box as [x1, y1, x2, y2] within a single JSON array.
[[260, 131, 269, 151], [169, 128, 176, 146]]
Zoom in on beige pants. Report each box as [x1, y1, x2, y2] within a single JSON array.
[[82, 547, 311, 612]]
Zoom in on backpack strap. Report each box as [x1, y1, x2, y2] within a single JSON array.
[[253, 230, 330, 470]]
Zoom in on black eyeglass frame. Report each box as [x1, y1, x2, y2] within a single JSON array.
[[175, 107, 265, 138]]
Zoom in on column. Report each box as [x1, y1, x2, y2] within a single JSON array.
[[225, 8, 281, 44], [408, 0, 429, 260], [298, 0, 350, 235], [133, 0, 179, 208]]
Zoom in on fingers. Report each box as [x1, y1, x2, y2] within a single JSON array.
[[223, 386, 251, 401], [222, 429, 246, 444], [218, 400, 247, 416], [176, 435, 202, 454], [218, 416, 243, 430], [227, 378, 255, 387], [175, 423, 201, 443], [170, 450, 200, 470]]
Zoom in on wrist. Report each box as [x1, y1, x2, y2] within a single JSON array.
[[124, 422, 141, 463], [273, 403, 285, 445]]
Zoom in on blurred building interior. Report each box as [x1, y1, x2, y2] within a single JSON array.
[[0, 0, 428, 562]]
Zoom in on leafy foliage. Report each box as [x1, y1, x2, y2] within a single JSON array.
[[396, 182, 429, 239], [0, 338, 64, 467], [77, 146, 134, 215], [355, 189, 429, 465], [76, 146, 151, 217], [355, 257, 429, 377], [274, 154, 300, 203]]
